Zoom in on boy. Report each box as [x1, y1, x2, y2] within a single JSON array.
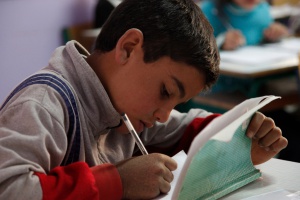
[[0, 0, 287, 199]]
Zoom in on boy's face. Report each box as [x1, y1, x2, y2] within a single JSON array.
[[111, 56, 206, 134]]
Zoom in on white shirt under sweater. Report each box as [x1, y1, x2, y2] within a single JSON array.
[[0, 40, 211, 199]]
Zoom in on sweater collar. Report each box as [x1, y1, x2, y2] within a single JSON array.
[[49, 41, 121, 134]]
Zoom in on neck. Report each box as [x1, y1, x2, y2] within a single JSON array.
[[86, 50, 117, 92]]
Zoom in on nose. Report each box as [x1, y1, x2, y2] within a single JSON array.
[[153, 107, 172, 123]]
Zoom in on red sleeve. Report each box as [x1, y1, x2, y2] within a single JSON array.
[[145, 114, 221, 156], [173, 113, 221, 154], [35, 162, 122, 200]]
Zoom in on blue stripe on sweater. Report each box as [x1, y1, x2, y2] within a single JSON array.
[[0, 73, 80, 165]]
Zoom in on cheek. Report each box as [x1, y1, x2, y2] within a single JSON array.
[[133, 95, 157, 113], [122, 90, 158, 116]]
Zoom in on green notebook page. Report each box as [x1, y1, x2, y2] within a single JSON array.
[[170, 95, 280, 200], [178, 124, 261, 200]]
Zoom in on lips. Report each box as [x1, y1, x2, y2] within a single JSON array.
[[141, 121, 154, 129]]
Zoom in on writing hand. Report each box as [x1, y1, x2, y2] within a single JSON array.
[[246, 112, 288, 165], [222, 30, 245, 50], [116, 153, 177, 199]]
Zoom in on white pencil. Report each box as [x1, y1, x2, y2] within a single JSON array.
[[121, 113, 148, 155]]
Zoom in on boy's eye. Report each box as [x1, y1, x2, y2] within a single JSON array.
[[161, 84, 170, 98]]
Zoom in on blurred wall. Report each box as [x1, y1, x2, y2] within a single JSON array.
[[0, 0, 97, 102]]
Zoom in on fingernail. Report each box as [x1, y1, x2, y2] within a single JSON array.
[[264, 147, 270, 151], [247, 131, 254, 138]]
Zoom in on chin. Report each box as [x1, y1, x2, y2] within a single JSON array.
[[247, 4, 256, 9], [136, 127, 144, 134], [115, 122, 144, 134], [245, 0, 259, 9], [115, 125, 130, 134]]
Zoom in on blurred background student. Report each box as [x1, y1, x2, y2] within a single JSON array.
[[196, 0, 300, 163], [200, 0, 289, 50]]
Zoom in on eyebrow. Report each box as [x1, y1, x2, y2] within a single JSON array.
[[172, 76, 185, 99]]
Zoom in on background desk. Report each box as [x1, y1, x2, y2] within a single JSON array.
[[221, 158, 300, 199], [182, 39, 300, 114], [220, 56, 299, 79]]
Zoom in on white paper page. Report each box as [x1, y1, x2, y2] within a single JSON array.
[[171, 95, 280, 200], [220, 46, 294, 66], [270, 38, 300, 53], [220, 37, 300, 67], [241, 189, 299, 200]]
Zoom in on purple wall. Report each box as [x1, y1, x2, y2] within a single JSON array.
[[0, 0, 97, 102]]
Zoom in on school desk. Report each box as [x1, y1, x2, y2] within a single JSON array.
[[188, 38, 300, 113], [221, 158, 300, 200], [219, 38, 300, 78]]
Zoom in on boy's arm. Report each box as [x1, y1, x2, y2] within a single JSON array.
[[171, 113, 221, 154], [0, 97, 122, 199], [35, 162, 122, 200]]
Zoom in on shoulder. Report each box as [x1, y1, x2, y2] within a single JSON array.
[[260, 1, 271, 8], [255, 1, 271, 12], [200, 1, 219, 22], [200, 1, 216, 13], [0, 73, 72, 126], [252, 2, 272, 19]]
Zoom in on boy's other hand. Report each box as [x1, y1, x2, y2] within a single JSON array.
[[246, 112, 288, 165], [222, 30, 245, 50], [116, 153, 177, 199]]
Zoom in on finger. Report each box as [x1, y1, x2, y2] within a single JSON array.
[[232, 38, 241, 46], [238, 37, 246, 46], [235, 31, 245, 43], [253, 117, 275, 139], [265, 27, 273, 35], [226, 40, 240, 50], [163, 156, 177, 171], [269, 136, 288, 152], [163, 168, 174, 183], [159, 179, 171, 194], [231, 29, 242, 36], [231, 31, 245, 45], [264, 29, 274, 40], [247, 112, 265, 138], [256, 126, 281, 148]]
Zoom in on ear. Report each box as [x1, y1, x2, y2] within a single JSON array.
[[115, 28, 144, 65]]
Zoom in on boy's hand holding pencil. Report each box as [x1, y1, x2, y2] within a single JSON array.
[[116, 153, 177, 199]]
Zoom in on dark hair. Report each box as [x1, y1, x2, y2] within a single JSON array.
[[94, 0, 220, 90], [93, 0, 115, 28]]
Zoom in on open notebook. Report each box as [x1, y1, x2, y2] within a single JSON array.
[[155, 95, 280, 200]]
